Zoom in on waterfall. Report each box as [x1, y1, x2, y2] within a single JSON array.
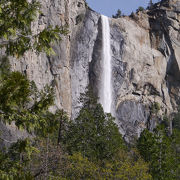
[[99, 15, 112, 113]]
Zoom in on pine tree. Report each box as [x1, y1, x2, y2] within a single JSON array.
[[172, 110, 180, 179], [138, 125, 176, 180], [63, 87, 125, 161], [112, 9, 122, 18]]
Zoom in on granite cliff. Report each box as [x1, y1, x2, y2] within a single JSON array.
[[1, 0, 180, 143]]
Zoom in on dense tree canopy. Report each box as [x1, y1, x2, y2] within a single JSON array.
[[138, 124, 179, 180], [63, 87, 125, 161]]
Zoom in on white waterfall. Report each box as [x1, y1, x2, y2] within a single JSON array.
[[99, 15, 112, 113]]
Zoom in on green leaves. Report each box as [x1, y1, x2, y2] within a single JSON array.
[[138, 125, 177, 180], [0, 0, 68, 57], [66, 152, 101, 179], [34, 25, 68, 56], [0, 0, 37, 56], [0, 68, 57, 136], [0, 145, 34, 180], [56, 150, 151, 180], [0, 1, 69, 178], [0, 70, 61, 179], [0, 71, 31, 115], [9, 139, 39, 161]]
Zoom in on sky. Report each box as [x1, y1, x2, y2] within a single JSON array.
[[86, 0, 159, 17]]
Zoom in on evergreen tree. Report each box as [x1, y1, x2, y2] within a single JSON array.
[[63, 87, 125, 161], [138, 125, 176, 180], [112, 9, 122, 18], [172, 129, 180, 179], [172, 110, 180, 179]]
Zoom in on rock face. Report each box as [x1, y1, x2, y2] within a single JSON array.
[[0, 0, 88, 147], [90, 0, 180, 142], [71, 10, 100, 119], [1, 0, 180, 143]]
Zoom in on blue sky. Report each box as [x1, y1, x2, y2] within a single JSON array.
[[86, 0, 159, 17]]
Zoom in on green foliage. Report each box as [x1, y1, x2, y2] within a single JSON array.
[[173, 108, 180, 130], [28, 139, 69, 179], [63, 87, 125, 161], [137, 129, 155, 162], [0, 63, 61, 178], [0, 71, 31, 114], [162, 115, 170, 129], [138, 125, 177, 180], [0, 72, 61, 179], [0, 0, 68, 57], [39, 149, 151, 180], [171, 129, 180, 179], [137, 6, 145, 12], [56, 109, 69, 145], [0, 145, 34, 180], [33, 25, 68, 56], [0, 69, 59, 136], [151, 101, 161, 114], [0, 1, 68, 179], [112, 9, 122, 18], [0, 78, 152, 179], [104, 149, 152, 180], [171, 110, 180, 179], [61, 149, 151, 180], [138, 108, 180, 180], [66, 152, 100, 179], [0, 56, 11, 77]]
